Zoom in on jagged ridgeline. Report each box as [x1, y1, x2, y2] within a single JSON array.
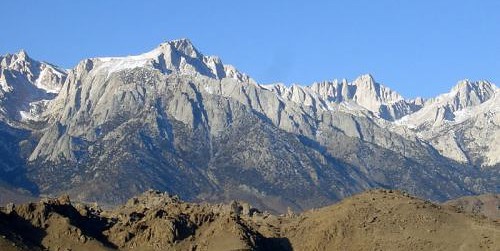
[[0, 39, 499, 212]]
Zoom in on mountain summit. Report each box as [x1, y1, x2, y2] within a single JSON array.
[[89, 38, 251, 83], [263, 74, 423, 121], [0, 50, 66, 121]]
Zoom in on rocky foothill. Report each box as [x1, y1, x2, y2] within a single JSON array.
[[1, 189, 499, 251]]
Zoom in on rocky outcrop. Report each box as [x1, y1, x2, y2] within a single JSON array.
[[1, 190, 499, 251]]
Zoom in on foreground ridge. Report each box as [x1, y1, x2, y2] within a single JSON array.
[[1, 189, 499, 251]]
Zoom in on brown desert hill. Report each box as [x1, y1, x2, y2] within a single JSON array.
[[444, 194, 500, 220], [279, 190, 500, 250], [0, 189, 499, 251]]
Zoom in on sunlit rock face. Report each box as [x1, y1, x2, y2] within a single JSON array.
[[0, 39, 498, 213]]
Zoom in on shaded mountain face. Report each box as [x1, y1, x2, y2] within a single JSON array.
[[0, 39, 499, 212], [1, 190, 499, 251]]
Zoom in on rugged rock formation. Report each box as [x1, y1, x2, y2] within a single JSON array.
[[0, 50, 66, 122], [395, 80, 499, 165], [1, 190, 499, 251]]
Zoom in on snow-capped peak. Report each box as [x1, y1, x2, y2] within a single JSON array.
[[1, 50, 67, 92], [0, 50, 67, 121], [11, 49, 29, 63], [352, 74, 375, 86], [91, 39, 251, 83], [449, 79, 496, 106], [257, 75, 421, 121], [165, 38, 201, 58], [427, 80, 497, 112], [395, 80, 498, 129], [1, 50, 36, 76]]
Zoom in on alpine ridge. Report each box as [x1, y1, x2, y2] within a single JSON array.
[[0, 50, 67, 122], [0, 39, 498, 213]]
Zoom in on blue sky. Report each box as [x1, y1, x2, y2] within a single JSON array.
[[1, 0, 498, 98]]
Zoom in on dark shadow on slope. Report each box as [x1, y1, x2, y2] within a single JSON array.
[[297, 134, 377, 187], [0, 121, 39, 196], [50, 203, 117, 249], [0, 211, 46, 250], [261, 237, 293, 251]]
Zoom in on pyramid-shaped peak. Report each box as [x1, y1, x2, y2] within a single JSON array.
[[352, 74, 383, 92], [0, 49, 39, 71], [16, 49, 29, 59], [169, 38, 194, 47], [352, 74, 377, 87], [451, 79, 496, 94], [1, 49, 31, 64], [156, 38, 201, 58], [357, 73, 375, 81], [451, 79, 473, 92], [427, 79, 498, 112]]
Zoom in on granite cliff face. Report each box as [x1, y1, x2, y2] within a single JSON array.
[[262, 74, 424, 121], [395, 80, 499, 166], [0, 39, 499, 212]]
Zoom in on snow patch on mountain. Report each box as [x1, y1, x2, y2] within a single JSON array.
[[90, 39, 252, 83], [395, 80, 497, 129], [34, 66, 67, 93], [0, 50, 67, 121], [95, 48, 161, 76], [0, 79, 11, 93], [259, 74, 422, 121]]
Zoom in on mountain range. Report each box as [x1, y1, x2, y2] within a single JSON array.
[[0, 39, 498, 212]]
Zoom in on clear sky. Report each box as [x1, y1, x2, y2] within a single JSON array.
[[1, 0, 498, 98]]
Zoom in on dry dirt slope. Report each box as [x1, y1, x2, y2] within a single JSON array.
[[444, 194, 500, 220], [280, 190, 500, 250], [0, 189, 499, 251]]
